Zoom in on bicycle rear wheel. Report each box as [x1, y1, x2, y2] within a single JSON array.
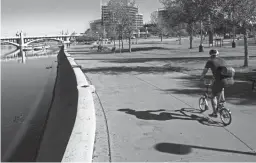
[[199, 97, 207, 111], [219, 108, 232, 126]]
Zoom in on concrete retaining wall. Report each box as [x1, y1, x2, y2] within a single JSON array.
[[36, 46, 96, 162], [61, 47, 96, 162], [1, 46, 96, 162]]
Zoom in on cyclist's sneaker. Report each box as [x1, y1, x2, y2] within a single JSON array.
[[209, 113, 217, 117]]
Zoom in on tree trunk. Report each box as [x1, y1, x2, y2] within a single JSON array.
[[114, 38, 116, 47], [189, 23, 193, 49], [233, 25, 236, 42], [254, 29, 256, 44], [254, 32, 256, 44], [121, 34, 124, 50], [161, 34, 163, 42], [179, 35, 181, 45], [243, 27, 249, 67], [189, 34, 193, 49], [119, 35, 121, 53], [200, 21, 203, 46], [129, 37, 131, 53]]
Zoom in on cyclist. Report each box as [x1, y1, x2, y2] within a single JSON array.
[[200, 49, 234, 117]]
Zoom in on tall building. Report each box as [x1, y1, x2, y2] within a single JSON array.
[[89, 19, 103, 32], [101, 0, 143, 31], [151, 8, 187, 34], [157, 8, 169, 26], [135, 13, 143, 29]]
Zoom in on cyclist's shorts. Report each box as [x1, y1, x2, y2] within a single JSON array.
[[212, 78, 234, 96]]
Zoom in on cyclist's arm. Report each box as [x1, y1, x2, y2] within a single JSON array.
[[200, 61, 211, 80], [200, 68, 208, 80]]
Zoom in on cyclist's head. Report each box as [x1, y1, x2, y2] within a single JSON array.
[[209, 49, 219, 57]]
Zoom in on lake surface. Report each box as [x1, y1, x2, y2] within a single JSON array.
[[1, 45, 18, 57], [1, 55, 58, 160]]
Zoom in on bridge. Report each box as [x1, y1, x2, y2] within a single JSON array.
[[1, 33, 79, 48], [1, 32, 79, 62]]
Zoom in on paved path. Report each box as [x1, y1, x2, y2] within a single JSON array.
[[68, 45, 256, 162]]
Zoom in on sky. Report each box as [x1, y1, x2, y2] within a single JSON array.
[[1, 0, 163, 37]]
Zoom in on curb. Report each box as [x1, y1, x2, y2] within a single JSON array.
[[61, 48, 96, 162]]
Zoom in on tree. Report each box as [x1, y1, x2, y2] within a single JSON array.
[[161, 0, 218, 50], [106, 23, 117, 47], [107, 0, 135, 53], [253, 24, 256, 44], [150, 11, 168, 42], [219, 0, 256, 67]]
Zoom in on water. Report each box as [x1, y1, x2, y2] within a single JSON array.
[[1, 45, 18, 57], [1, 55, 58, 160]]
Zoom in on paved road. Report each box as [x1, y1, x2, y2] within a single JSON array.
[[68, 45, 256, 162]]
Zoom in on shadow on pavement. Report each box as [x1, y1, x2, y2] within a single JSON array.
[[82, 65, 188, 75], [69, 46, 172, 55], [137, 41, 174, 45], [117, 108, 223, 127], [154, 142, 256, 156], [122, 46, 171, 52], [166, 74, 256, 106], [101, 56, 256, 64]]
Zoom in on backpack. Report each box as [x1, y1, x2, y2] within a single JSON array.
[[218, 66, 235, 87], [219, 66, 235, 78]]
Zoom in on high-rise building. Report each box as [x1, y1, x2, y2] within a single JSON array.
[[101, 0, 143, 31], [156, 8, 186, 29], [135, 13, 143, 29], [157, 8, 169, 26], [89, 19, 103, 32]]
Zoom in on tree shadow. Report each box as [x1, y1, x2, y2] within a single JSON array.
[[69, 46, 172, 55], [101, 56, 256, 64], [122, 46, 171, 52], [67, 50, 91, 53], [166, 74, 256, 106], [137, 41, 173, 45], [117, 108, 222, 127], [81, 65, 189, 75], [154, 142, 256, 156]]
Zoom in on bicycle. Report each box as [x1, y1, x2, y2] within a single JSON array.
[[199, 79, 232, 126]]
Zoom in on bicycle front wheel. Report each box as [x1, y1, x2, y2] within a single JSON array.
[[219, 108, 232, 126], [199, 97, 207, 111]]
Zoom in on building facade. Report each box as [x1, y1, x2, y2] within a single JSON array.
[[157, 8, 169, 26], [101, 0, 143, 34], [135, 13, 143, 29], [154, 8, 186, 30], [89, 19, 103, 32]]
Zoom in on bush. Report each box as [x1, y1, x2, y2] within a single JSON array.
[[76, 36, 98, 42]]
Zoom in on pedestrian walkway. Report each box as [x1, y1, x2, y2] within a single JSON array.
[[68, 45, 256, 162]]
